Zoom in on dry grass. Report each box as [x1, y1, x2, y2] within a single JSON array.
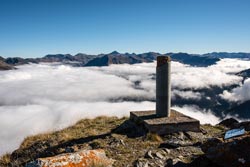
[[0, 154, 11, 166], [0, 116, 127, 167], [146, 132, 163, 142], [20, 116, 124, 148], [90, 158, 114, 167], [8, 115, 160, 167], [1, 116, 224, 167]]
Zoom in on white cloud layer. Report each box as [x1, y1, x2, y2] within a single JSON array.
[[0, 58, 250, 156], [220, 78, 250, 102], [0, 101, 155, 156], [172, 105, 221, 125], [171, 60, 246, 89], [172, 90, 202, 100]]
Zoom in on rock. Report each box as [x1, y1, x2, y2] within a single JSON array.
[[159, 142, 179, 149], [26, 149, 114, 167], [111, 120, 147, 137], [135, 159, 149, 167], [177, 155, 184, 159], [89, 141, 102, 149], [201, 138, 223, 152], [120, 139, 125, 146], [165, 159, 173, 167], [238, 158, 246, 164], [155, 152, 164, 159], [159, 140, 193, 149], [218, 118, 239, 128], [171, 160, 188, 167], [163, 148, 170, 154], [65, 146, 74, 153], [193, 141, 202, 147], [184, 131, 204, 141], [178, 132, 185, 141], [145, 150, 154, 159], [200, 127, 208, 135], [189, 155, 221, 167], [202, 135, 250, 167], [222, 121, 250, 131], [154, 159, 164, 167], [238, 121, 250, 131]]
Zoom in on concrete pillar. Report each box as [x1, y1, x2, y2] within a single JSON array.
[[156, 56, 171, 117]]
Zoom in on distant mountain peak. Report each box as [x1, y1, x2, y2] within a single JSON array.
[[0, 59, 15, 70], [110, 51, 120, 55]]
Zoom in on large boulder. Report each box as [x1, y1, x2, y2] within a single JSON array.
[[26, 149, 114, 167], [219, 118, 250, 131], [238, 121, 250, 131], [218, 118, 239, 129], [202, 135, 250, 167]]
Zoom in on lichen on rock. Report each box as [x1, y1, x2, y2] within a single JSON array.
[[26, 149, 114, 167]]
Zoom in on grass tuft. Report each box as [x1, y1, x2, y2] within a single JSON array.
[[146, 133, 163, 142], [0, 153, 11, 167]]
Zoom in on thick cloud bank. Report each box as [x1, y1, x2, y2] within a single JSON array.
[[0, 58, 250, 156], [0, 64, 155, 155], [173, 105, 221, 125], [221, 78, 250, 102]]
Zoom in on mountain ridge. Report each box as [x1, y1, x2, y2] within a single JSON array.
[[0, 57, 15, 70], [3, 51, 250, 69], [1, 51, 223, 68]]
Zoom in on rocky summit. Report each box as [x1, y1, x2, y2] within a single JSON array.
[[1, 117, 250, 167]]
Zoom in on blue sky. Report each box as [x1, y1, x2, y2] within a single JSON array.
[[0, 0, 250, 58]]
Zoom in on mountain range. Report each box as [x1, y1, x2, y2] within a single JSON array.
[[1, 52, 250, 70], [2, 52, 250, 70], [0, 56, 15, 70], [1, 52, 250, 120], [204, 52, 250, 59]]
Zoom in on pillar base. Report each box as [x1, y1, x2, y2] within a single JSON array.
[[130, 109, 200, 135]]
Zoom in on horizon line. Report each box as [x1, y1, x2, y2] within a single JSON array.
[[1, 51, 250, 59]]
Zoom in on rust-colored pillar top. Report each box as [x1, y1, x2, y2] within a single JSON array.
[[157, 56, 171, 67]]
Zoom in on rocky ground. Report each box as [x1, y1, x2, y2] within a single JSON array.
[[1, 117, 250, 167]]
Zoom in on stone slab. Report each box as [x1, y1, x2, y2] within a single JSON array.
[[26, 149, 114, 167], [130, 109, 200, 135]]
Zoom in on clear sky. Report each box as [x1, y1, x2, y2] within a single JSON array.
[[0, 0, 250, 58]]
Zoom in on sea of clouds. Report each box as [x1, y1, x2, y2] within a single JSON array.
[[0, 58, 250, 156]]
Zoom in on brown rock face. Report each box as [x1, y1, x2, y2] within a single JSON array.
[[26, 149, 114, 167], [202, 135, 250, 167]]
